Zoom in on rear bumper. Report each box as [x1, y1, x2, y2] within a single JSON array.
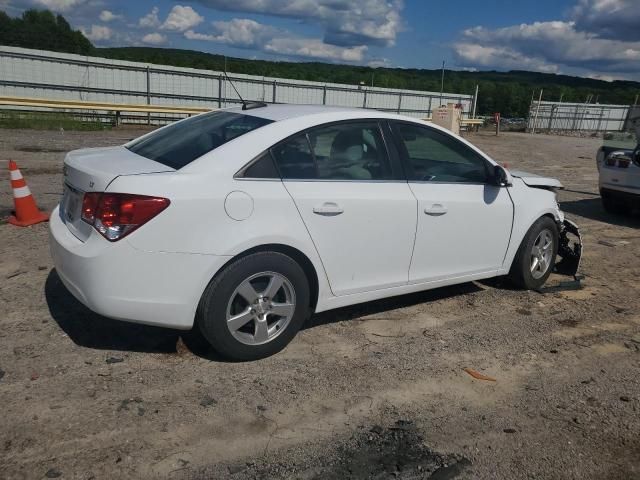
[[49, 206, 230, 330]]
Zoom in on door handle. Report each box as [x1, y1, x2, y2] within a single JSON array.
[[313, 202, 344, 216], [424, 204, 447, 216]]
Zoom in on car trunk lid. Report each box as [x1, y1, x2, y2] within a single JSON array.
[[60, 146, 174, 241]]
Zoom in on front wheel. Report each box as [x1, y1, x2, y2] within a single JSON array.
[[197, 252, 310, 361], [508, 217, 558, 290]]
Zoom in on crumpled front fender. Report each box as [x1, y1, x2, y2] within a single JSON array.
[[555, 219, 582, 277]]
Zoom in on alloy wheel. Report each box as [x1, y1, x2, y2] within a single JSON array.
[[225, 271, 296, 346]]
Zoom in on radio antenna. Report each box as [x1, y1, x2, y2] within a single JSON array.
[[223, 70, 266, 111]]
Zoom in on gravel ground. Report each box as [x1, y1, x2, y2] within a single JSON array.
[[0, 128, 639, 480]]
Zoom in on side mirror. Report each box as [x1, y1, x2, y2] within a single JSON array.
[[492, 165, 511, 187], [606, 151, 633, 167]]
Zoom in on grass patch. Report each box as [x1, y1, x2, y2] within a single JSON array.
[[0, 111, 110, 131]]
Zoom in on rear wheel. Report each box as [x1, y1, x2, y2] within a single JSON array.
[[509, 217, 558, 290], [197, 251, 310, 361]]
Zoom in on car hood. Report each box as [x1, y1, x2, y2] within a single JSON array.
[[509, 170, 563, 189]]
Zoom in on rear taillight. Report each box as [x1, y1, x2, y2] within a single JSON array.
[[81, 193, 170, 241], [81, 192, 100, 224]]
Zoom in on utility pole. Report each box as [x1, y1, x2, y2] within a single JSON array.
[[223, 56, 227, 107], [531, 89, 543, 134], [471, 84, 479, 119], [371, 72, 374, 88], [440, 61, 445, 106]]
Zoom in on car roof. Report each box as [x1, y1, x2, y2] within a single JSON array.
[[225, 104, 375, 122], [182, 103, 500, 174]]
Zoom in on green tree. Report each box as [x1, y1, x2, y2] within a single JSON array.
[[0, 9, 93, 55]]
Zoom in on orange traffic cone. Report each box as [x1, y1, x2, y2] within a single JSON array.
[[7, 160, 49, 227]]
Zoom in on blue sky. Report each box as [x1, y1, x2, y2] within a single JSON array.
[[3, 0, 640, 81]]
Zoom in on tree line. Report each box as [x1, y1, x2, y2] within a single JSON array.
[[0, 9, 92, 55], [2, 9, 639, 117]]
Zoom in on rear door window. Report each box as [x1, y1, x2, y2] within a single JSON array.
[[308, 122, 394, 180], [127, 111, 273, 170], [271, 121, 397, 181]]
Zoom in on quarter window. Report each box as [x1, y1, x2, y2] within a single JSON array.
[[271, 134, 316, 179], [242, 151, 279, 179], [392, 123, 489, 183]]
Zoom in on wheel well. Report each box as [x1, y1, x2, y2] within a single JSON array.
[[507, 213, 559, 273], [543, 213, 560, 228], [220, 244, 320, 311]]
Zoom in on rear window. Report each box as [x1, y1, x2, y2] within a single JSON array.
[[126, 111, 273, 169]]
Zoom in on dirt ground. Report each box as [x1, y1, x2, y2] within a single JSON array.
[[0, 128, 639, 480]]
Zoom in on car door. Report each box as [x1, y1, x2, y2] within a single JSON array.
[[389, 121, 513, 283], [272, 120, 417, 296]]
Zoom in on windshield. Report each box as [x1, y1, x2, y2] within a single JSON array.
[[127, 111, 273, 169]]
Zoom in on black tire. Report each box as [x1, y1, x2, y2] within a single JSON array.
[[197, 251, 310, 361], [508, 216, 559, 290], [601, 192, 629, 215]]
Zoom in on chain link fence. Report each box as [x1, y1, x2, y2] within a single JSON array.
[[527, 100, 633, 133]]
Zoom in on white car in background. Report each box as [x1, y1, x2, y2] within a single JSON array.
[[596, 107, 640, 214], [50, 104, 582, 360]]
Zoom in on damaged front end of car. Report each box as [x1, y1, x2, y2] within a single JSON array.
[[554, 219, 582, 278]]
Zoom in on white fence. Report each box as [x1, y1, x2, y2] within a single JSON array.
[[527, 100, 632, 133], [0, 46, 475, 122]]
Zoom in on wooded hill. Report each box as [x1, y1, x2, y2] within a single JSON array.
[[2, 9, 639, 117]]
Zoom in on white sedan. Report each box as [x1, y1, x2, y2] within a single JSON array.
[[50, 104, 582, 360]]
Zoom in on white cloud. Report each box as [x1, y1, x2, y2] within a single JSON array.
[[99, 10, 122, 23], [454, 42, 560, 74], [185, 17, 367, 62], [185, 18, 275, 47], [81, 24, 112, 42], [161, 5, 204, 32], [367, 58, 391, 68], [265, 38, 366, 62], [585, 72, 617, 82], [190, 0, 404, 47], [31, 0, 85, 11], [139, 6, 161, 29], [142, 32, 167, 45], [453, 20, 640, 78]]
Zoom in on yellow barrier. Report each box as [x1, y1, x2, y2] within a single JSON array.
[[0, 95, 212, 115], [422, 117, 484, 126]]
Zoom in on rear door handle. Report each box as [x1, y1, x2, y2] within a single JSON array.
[[424, 204, 447, 216], [313, 202, 344, 216]]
